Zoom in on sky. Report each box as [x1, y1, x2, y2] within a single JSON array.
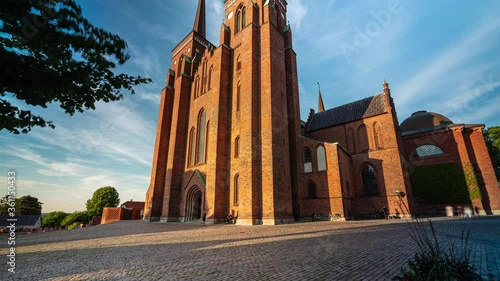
[[1, 0, 499, 213]]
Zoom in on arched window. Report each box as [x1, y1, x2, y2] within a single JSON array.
[[303, 147, 312, 173], [177, 56, 183, 78], [304, 147, 311, 162], [188, 127, 196, 166], [234, 174, 239, 205], [235, 136, 240, 158], [205, 121, 210, 162], [236, 6, 246, 33], [317, 145, 326, 171], [208, 65, 213, 90], [236, 82, 241, 112], [347, 127, 355, 154], [242, 7, 246, 29], [197, 109, 206, 164], [357, 124, 369, 152], [362, 164, 379, 196], [202, 60, 208, 94], [236, 55, 242, 71], [194, 76, 200, 98], [373, 122, 383, 149], [412, 144, 444, 158], [307, 181, 317, 199]]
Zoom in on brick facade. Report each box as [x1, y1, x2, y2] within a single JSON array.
[[143, 0, 499, 224]]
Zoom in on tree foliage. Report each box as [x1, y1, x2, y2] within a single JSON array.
[[61, 211, 88, 228], [0, 0, 151, 134], [42, 211, 67, 227], [0, 195, 12, 215], [484, 126, 500, 181], [0, 195, 43, 215], [16, 195, 43, 215], [86, 186, 120, 216]]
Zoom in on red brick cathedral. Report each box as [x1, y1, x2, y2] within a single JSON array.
[[144, 0, 500, 224]]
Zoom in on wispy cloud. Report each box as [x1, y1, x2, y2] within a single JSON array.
[[396, 20, 500, 109], [287, 0, 308, 30]]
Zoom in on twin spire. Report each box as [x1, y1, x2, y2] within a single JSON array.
[[193, 0, 206, 38], [316, 80, 390, 113], [317, 82, 325, 113]]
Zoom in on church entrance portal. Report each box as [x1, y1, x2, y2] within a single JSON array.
[[185, 187, 202, 222]]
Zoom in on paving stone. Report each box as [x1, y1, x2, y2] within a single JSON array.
[[0, 217, 499, 280]]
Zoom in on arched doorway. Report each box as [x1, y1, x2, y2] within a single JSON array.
[[185, 186, 203, 222]]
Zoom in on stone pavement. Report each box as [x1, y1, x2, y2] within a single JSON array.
[[1, 216, 499, 280]]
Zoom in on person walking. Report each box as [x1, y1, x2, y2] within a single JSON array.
[[383, 206, 389, 220], [202, 211, 207, 226]]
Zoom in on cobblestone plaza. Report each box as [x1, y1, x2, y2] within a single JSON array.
[[1, 217, 499, 280]]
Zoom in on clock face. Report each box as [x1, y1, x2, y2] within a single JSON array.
[[228, 11, 234, 20]]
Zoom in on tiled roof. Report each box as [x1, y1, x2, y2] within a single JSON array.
[[307, 93, 387, 132], [0, 215, 41, 226], [121, 201, 145, 209]]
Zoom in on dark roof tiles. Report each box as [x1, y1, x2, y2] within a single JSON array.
[[307, 93, 387, 132]]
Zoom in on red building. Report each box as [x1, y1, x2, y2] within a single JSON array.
[[144, 0, 499, 224]]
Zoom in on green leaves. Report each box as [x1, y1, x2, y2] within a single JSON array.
[[85, 186, 120, 217], [484, 126, 500, 181], [0, 0, 152, 134], [42, 211, 67, 227]]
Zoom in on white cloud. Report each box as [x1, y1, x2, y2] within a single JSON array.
[[287, 0, 308, 30], [396, 20, 500, 109]]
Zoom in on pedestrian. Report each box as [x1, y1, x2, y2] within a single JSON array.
[[383, 206, 388, 220], [202, 211, 207, 226]]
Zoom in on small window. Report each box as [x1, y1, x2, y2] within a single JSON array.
[[412, 144, 444, 158], [307, 182, 317, 199], [235, 136, 240, 158], [234, 174, 239, 205], [236, 82, 241, 112], [236, 55, 242, 71]]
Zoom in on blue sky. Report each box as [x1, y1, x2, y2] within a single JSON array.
[[1, 0, 499, 213]]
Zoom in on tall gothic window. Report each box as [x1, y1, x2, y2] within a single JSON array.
[[347, 127, 356, 154], [197, 109, 206, 164], [357, 124, 369, 152], [208, 65, 213, 90], [234, 174, 239, 205], [177, 56, 183, 78], [188, 127, 196, 166], [236, 6, 246, 33], [202, 60, 208, 94], [236, 82, 241, 112], [317, 145, 326, 171], [373, 122, 383, 149], [307, 181, 317, 199], [303, 147, 312, 173], [194, 76, 200, 98], [362, 164, 379, 196]]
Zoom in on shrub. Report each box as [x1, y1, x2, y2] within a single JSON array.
[[61, 211, 89, 228], [398, 219, 486, 281]]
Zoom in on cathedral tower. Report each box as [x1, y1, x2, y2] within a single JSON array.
[[144, 0, 301, 225]]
